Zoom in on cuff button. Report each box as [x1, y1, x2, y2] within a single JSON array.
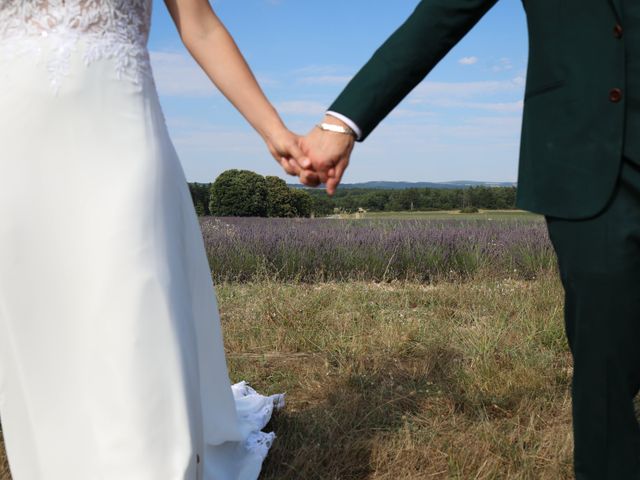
[[609, 88, 623, 102]]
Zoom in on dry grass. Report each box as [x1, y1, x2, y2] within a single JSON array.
[[1, 269, 577, 479], [0, 437, 8, 480], [219, 270, 573, 479]]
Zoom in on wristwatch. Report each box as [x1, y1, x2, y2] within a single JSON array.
[[316, 122, 357, 139]]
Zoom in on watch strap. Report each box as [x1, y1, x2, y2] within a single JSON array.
[[316, 122, 357, 138]]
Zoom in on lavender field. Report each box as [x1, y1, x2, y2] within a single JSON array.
[[200, 215, 554, 283]]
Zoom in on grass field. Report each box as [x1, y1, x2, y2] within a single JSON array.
[[222, 271, 575, 479], [0, 211, 587, 478], [1, 269, 578, 479]]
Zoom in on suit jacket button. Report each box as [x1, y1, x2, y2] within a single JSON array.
[[614, 24, 623, 38], [610, 88, 623, 102]]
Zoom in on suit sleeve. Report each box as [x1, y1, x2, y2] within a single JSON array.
[[329, 0, 500, 141]]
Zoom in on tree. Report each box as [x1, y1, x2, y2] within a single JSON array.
[[469, 186, 496, 209], [265, 176, 296, 217], [386, 189, 421, 211], [209, 169, 268, 217], [360, 191, 389, 211], [290, 189, 313, 217], [188, 182, 212, 216], [309, 194, 335, 216]]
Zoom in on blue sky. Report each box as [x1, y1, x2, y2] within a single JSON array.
[[148, 0, 528, 184]]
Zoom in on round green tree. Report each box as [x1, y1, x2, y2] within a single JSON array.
[[265, 176, 296, 217], [209, 169, 268, 217], [290, 189, 313, 217]]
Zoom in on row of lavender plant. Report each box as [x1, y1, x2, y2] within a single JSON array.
[[199, 216, 556, 282]]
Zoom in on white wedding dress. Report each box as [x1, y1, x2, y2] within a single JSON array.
[[0, 1, 285, 479]]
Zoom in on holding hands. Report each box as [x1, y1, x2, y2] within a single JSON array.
[[267, 115, 356, 196], [277, 115, 356, 196], [297, 115, 357, 196]]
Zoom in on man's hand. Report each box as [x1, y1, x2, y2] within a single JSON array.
[[299, 115, 355, 196]]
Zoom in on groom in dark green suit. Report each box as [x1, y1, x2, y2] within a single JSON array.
[[298, 0, 640, 478]]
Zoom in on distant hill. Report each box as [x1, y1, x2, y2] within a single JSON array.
[[288, 180, 517, 190]]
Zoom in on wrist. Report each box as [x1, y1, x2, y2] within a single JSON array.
[[322, 114, 348, 128], [259, 117, 288, 144], [318, 116, 357, 140], [325, 111, 362, 140]]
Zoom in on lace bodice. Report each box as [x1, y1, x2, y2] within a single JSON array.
[[0, 0, 154, 94]]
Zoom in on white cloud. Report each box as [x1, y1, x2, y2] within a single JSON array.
[[382, 77, 525, 124], [346, 117, 521, 183], [150, 50, 278, 97], [361, 116, 523, 147], [388, 108, 437, 119], [274, 100, 327, 116], [426, 99, 524, 113], [459, 56, 479, 65], [167, 118, 265, 154], [411, 77, 525, 101], [489, 57, 514, 72], [150, 50, 219, 97], [292, 65, 346, 75], [297, 75, 353, 86], [292, 65, 354, 86]]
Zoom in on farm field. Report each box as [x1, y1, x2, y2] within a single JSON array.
[[200, 214, 553, 283], [0, 212, 605, 479]]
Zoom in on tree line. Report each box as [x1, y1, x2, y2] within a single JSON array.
[[305, 185, 517, 215], [188, 169, 518, 217]]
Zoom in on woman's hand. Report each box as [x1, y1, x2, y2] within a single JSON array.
[[264, 126, 319, 180]]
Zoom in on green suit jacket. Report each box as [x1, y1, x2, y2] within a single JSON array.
[[329, 0, 628, 219]]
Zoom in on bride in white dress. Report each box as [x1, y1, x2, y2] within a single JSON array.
[[0, 1, 314, 479]]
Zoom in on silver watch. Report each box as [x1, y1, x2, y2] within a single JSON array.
[[316, 122, 357, 138]]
